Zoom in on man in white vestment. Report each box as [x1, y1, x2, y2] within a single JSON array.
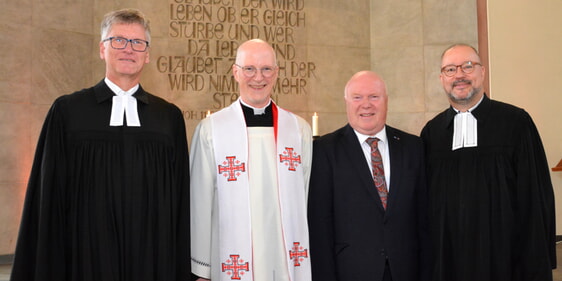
[[190, 39, 312, 281]]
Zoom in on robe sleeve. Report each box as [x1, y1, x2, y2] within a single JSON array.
[[513, 111, 556, 277], [171, 106, 192, 280], [11, 98, 69, 281], [415, 139, 432, 281], [189, 118, 215, 279]]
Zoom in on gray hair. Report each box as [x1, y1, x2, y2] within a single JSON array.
[[100, 8, 151, 43]]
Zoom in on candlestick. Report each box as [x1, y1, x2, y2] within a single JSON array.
[[312, 112, 319, 136], [206, 110, 211, 118]]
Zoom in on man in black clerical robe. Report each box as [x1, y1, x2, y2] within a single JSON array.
[[421, 44, 556, 281], [10, 9, 191, 281]]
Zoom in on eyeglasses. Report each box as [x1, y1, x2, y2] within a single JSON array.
[[441, 61, 482, 77], [234, 64, 277, 78], [103, 37, 149, 52]]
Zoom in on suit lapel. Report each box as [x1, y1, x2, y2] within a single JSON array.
[[341, 125, 387, 211], [386, 126, 402, 214]]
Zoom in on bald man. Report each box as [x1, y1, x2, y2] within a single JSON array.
[[421, 44, 555, 281], [308, 71, 430, 281], [190, 39, 312, 281]]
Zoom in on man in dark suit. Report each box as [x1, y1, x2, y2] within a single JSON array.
[[308, 71, 430, 281]]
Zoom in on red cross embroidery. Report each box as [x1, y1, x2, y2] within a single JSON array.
[[218, 156, 246, 181], [279, 147, 301, 171], [289, 242, 308, 267], [222, 254, 249, 280]]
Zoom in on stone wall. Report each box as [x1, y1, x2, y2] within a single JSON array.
[[0, 0, 477, 254]]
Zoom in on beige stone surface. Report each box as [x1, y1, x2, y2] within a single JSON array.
[[0, 102, 32, 253], [306, 0, 370, 47], [371, 0, 423, 49], [424, 44, 451, 114], [0, 24, 32, 104], [372, 46, 425, 113], [0, 103, 32, 184], [0, 182, 25, 255], [33, 1, 93, 33], [31, 28, 94, 104], [0, 0, 32, 26], [314, 112, 348, 138], [304, 44, 371, 136], [423, 0, 478, 44], [387, 112, 427, 136], [0, 0, 480, 255]]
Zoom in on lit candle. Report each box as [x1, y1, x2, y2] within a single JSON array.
[[206, 110, 211, 118], [312, 112, 319, 136]]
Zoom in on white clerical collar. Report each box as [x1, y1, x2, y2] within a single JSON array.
[[239, 98, 271, 115], [451, 96, 484, 150], [105, 78, 141, 127], [353, 126, 388, 146]]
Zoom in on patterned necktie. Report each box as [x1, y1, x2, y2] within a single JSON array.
[[366, 137, 388, 209]]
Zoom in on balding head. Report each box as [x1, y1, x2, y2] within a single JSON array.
[[232, 39, 279, 108], [344, 71, 388, 135]]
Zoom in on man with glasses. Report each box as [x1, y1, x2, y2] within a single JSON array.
[[421, 44, 556, 281], [190, 39, 312, 281], [10, 9, 191, 281]]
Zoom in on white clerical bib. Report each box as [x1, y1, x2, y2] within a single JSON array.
[[105, 78, 141, 127], [452, 111, 478, 150], [211, 99, 311, 281]]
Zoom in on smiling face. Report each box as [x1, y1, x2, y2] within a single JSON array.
[[440, 45, 486, 110], [100, 23, 150, 85], [344, 71, 388, 136], [233, 39, 278, 108]]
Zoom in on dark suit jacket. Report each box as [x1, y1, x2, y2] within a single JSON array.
[[308, 124, 431, 281]]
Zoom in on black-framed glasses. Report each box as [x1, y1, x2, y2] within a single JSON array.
[[234, 64, 277, 78], [441, 61, 482, 77], [103, 36, 149, 52]]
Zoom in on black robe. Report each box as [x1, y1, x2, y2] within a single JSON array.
[[10, 80, 191, 281], [420, 94, 556, 281]]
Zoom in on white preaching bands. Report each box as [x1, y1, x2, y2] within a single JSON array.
[[105, 78, 141, 127], [451, 96, 483, 150]]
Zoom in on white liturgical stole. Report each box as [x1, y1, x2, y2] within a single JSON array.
[[106, 78, 141, 127], [211, 99, 311, 281]]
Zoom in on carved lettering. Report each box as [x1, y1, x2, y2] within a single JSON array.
[[165, 0, 316, 114]]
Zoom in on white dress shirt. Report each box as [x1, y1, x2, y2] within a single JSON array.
[[353, 127, 391, 191]]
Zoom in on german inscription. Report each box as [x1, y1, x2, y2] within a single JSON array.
[[159, 0, 316, 120]]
